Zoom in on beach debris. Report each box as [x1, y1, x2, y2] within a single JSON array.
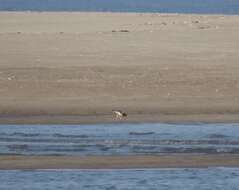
[[144, 22, 153, 25], [112, 29, 130, 33], [112, 110, 127, 119], [192, 20, 200, 24], [7, 76, 15, 81], [198, 26, 210, 30]]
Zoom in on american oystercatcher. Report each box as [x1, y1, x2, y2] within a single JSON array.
[[112, 110, 127, 119]]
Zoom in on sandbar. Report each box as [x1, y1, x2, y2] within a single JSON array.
[[0, 12, 239, 124], [1, 154, 239, 169]]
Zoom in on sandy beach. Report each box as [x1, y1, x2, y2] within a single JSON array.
[[0, 12, 239, 124], [1, 154, 239, 169], [1, 12, 239, 170]]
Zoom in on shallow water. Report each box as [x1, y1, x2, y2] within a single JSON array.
[[0, 168, 239, 190], [0, 123, 239, 155], [0, 0, 239, 14]]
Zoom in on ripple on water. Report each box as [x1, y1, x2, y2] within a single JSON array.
[[0, 123, 239, 155], [1, 168, 239, 190]]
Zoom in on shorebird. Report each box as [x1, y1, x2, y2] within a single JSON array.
[[112, 110, 127, 119]]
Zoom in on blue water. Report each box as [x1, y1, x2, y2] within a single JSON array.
[[0, 168, 239, 190], [0, 0, 239, 14], [1, 123, 239, 155]]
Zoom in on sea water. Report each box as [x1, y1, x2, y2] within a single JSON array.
[[0, 123, 239, 155], [0, 0, 239, 14], [1, 123, 239, 189], [0, 168, 239, 190]]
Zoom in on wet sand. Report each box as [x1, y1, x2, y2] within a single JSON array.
[[0, 12, 239, 124], [1, 154, 239, 169]]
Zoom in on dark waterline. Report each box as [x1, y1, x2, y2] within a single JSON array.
[[0, 0, 239, 15]]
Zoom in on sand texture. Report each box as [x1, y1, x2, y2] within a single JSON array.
[[1, 154, 239, 169], [0, 12, 239, 124]]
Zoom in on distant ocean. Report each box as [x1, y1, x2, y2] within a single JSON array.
[[0, 0, 239, 14]]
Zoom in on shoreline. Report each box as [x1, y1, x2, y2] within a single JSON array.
[[1, 11, 238, 16], [1, 113, 239, 124], [1, 154, 239, 169]]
